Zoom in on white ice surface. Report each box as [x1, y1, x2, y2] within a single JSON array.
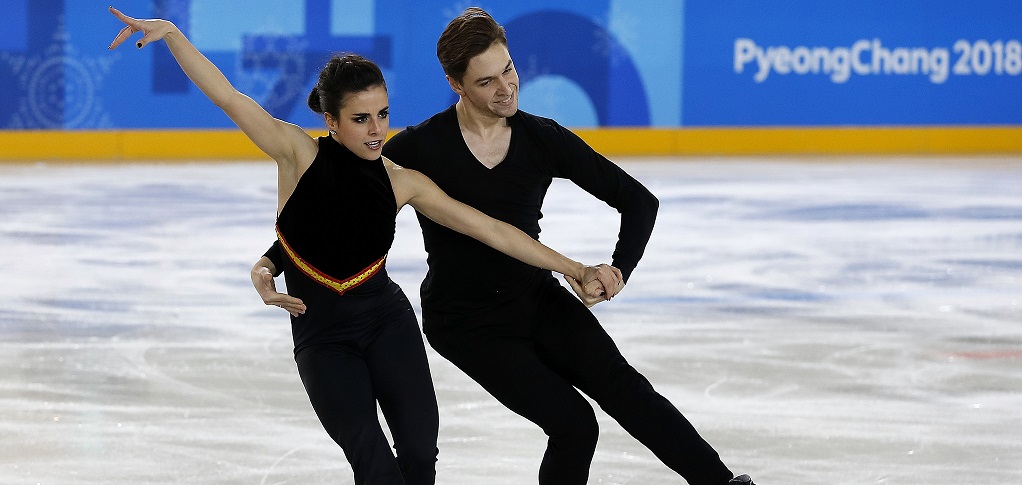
[[1, 157, 1020, 484]]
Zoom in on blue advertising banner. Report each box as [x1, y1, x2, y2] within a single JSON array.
[[0, 1, 1018, 131], [0, 0, 680, 130], [683, 0, 1022, 126]]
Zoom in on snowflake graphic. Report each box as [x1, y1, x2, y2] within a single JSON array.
[[441, 1, 485, 24], [236, 35, 309, 113], [1, 14, 115, 129], [591, 24, 632, 68], [518, 53, 550, 81], [606, 4, 643, 67]]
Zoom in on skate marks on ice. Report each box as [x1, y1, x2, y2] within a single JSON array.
[[1, 158, 1020, 483]]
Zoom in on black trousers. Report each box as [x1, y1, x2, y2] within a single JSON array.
[[287, 268, 438, 485], [423, 274, 733, 485]]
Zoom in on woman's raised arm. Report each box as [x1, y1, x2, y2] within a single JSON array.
[[107, 7, 312, 168]]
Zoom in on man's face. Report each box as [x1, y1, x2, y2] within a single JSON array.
[[452, 42, 519, 119]]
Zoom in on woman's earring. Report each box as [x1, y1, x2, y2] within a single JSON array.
[[328, 129, 337, 135]]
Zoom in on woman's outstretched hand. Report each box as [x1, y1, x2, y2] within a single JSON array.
[[107, 6, 176, 50]]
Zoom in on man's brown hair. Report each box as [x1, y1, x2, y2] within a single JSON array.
[[436, 7, 508, 83]]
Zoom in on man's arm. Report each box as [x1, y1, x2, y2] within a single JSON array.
[[545, 121, 659, 284]]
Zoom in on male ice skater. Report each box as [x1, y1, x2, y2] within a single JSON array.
[[256, 7, 755, 485]]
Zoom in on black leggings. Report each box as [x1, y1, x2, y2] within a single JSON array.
[[423, 275, 733, 485], [287, 269, 438, 485]]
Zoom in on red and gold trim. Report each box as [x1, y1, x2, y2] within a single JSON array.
[[275, 226, 386, 296]]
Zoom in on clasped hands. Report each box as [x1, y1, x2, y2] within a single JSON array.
[[565, 263, 624, 308]]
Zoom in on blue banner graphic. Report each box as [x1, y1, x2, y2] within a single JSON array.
[[683, 0, 1022, 126], [0, 1, 1017, 129]]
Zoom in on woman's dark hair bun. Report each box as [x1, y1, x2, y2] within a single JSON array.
[[307, 54, 386, 117], [307, 86, 323, 113]]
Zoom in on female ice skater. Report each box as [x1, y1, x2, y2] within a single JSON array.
[[106, 7, 618, 484]]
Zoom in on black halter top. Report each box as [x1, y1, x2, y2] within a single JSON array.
[[275, 136, 396, 294]]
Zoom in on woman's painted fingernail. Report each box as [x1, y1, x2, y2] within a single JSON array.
[[136, 42, 142, 48]]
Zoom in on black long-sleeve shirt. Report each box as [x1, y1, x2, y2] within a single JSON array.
[[383, 106, 659, 314]]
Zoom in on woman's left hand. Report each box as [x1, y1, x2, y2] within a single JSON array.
[[582, 263, 623, 299], [107, 6, 176, 50], [565, 274, 605, 308], [565, 263, 625, 308]]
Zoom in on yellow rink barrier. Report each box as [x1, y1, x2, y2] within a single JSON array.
[[1, 126, 1021, 162], [572, 126, 1022, 156]]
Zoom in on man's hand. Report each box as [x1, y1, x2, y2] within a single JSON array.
[[251, 264, 306, 317], [565, 263, 625, 308], [564, 275, 605, 307], [584, 263, 624, 299]]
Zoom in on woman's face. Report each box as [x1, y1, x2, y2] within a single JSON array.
[[329, 85, 389, 160]]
